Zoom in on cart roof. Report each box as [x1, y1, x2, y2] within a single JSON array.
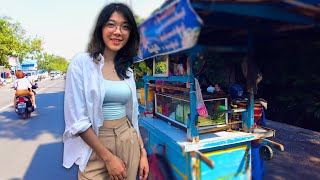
[[134, 0, 320, 62]]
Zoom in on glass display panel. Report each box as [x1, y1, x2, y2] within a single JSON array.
[[198, 98, 228, 127], [155, 93, 228, 129], [155, 93, 189, 126]]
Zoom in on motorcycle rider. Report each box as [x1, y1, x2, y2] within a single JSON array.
[[13, 70, 36, 108]]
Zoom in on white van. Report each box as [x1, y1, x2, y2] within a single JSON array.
[[25, 71, 38, 83]]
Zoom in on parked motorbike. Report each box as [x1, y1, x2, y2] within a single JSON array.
[[15, 95, 34, 119]]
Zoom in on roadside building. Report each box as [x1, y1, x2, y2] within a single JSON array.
[[21, 59, 37, 71], [21, 59, 38, 83]]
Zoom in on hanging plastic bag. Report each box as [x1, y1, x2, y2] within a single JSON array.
[[194, 78, 208, 117]]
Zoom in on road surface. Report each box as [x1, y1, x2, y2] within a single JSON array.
[[0, 78, 77, 180]]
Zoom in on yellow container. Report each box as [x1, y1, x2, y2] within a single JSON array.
[[140, 88, 154, 105]]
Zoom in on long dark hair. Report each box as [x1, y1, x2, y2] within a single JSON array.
[[88, 3, 140, 79]]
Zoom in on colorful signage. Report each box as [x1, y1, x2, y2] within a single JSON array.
[[135, 0, 203, 62]]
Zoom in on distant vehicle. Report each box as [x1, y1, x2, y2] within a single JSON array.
[[50, 72, 56, 80], [24, 71, 38, 83], [37, 69, 48, 80], [56, 71, 62, 79], [50, 70, 62, 80]]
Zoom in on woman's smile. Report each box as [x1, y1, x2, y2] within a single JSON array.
[[110, 38, 122, 45]]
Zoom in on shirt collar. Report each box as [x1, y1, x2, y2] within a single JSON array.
[[92, 53, 104, 65]]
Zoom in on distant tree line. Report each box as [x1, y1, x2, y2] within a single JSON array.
[[0, 16, 69, 72], [37, 53, 69, 73]]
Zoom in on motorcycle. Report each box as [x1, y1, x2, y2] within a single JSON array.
[[15, 83, 38, 119], [15, 95, 34, 119]]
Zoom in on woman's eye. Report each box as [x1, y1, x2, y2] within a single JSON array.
[[122, 25, 131, 30], [106, 23, 116, 28]]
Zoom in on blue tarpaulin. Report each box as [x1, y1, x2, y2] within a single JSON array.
[[21, 59, 37, 71]]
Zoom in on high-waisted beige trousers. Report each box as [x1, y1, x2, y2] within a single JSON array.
[[78, 119, 140, 180]]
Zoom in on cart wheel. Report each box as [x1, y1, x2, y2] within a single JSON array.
[[259, 145, 273, 160], [147, 154, 174, 180]]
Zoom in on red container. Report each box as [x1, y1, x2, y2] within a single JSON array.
[[254, 105, 263, 122], [238, 102, 263, 123]]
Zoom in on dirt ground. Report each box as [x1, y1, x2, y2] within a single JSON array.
[[263, 120, 320, 180]]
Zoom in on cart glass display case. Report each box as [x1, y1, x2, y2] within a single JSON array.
[[154, 92, 228, 131], [155, 93, 189, 127], [200, 97, 228, 127]]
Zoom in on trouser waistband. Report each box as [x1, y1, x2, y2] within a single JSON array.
[[99, 119, 132, 136]]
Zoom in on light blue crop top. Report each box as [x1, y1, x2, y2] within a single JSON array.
[[102, 79, 131, 120]]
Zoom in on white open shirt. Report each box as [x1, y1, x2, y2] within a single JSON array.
[[63, 53, 140, 172]]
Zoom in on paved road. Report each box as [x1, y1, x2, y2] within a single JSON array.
[[263, 120, 320, 180], [0, 78, 77, 180], [0, 78, 319, 180]]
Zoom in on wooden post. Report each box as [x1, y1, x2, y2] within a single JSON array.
[[143, 77, 148, 108], [242, 28, 255, 132], [187, 53, 199, 142]]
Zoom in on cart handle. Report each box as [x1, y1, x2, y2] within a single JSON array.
[[258, 138, 284, 151], [190, 150, 214, 169]]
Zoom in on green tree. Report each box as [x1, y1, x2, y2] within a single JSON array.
[[0, 17, 44, 66], [38, 52, 69, 73], [134, 15, 145, 25], [0, 17, 21, 66], [28, 38, 43, 58]]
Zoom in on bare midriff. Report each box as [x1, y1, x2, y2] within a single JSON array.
[[102, 116, 128, 128]]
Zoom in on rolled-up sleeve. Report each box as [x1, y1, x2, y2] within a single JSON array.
[[63, 60, 91, 142]]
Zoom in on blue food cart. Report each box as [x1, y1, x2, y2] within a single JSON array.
[[135, 0, 319, 179]]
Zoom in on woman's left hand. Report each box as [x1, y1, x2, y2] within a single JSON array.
[[139, 149, 149, 180]]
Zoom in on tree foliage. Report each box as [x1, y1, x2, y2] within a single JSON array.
[[134, 15, 145, 25], [0, 17, 44, 66], [0, 16, 69, 72], [0, 18, 21, 66], [38, 53, 69, 73]]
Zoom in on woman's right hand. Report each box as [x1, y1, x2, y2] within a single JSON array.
[[105, 154, 127, 180]]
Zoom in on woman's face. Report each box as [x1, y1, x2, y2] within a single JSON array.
[[102, 11, 131, 54]]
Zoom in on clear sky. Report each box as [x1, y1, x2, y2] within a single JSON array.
[[0, 0, 165, 60]]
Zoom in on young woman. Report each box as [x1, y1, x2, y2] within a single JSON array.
[[14, 70, 36, 107], [63, 3, 149, 180]]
